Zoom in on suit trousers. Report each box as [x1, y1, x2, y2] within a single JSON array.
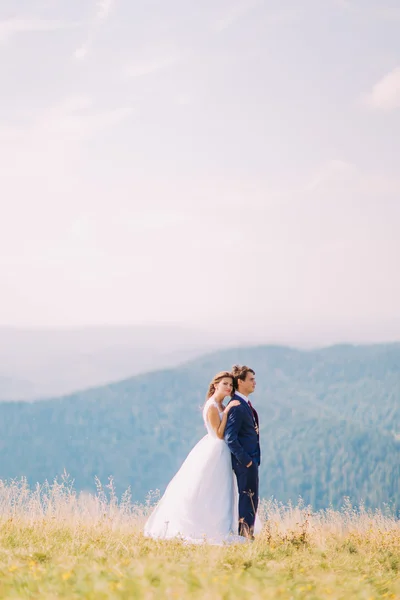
[[233, 461, 259, 535]]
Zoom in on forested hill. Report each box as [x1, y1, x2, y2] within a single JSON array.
[[0, 343, 399, 510]]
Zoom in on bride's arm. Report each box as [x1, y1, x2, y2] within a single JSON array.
[[207, 402, 240, 440]]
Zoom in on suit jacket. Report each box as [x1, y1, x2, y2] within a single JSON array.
[[224, 393, 261, 468]]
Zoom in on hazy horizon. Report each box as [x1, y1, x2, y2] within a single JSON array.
[[1, 0, 399, 342], [1, 321, 399, 349]]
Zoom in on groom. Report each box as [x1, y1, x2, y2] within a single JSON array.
[[225, 364, 260, 538]]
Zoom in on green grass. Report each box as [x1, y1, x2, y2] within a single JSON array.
[[0, 478, 399, 599]]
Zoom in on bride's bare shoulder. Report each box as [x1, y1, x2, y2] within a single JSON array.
[[206, 402, 219, 415]]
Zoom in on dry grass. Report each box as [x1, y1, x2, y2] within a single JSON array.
[[0, 475, 399, 599]]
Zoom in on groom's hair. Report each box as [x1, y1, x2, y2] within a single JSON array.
[[232, 365, 255, 387]]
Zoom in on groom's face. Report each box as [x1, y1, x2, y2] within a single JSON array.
[[240, 372, 256, 396]]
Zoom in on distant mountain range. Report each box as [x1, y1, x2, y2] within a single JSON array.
[[0, 343, 399, 510], [0, 325, 225, 401]]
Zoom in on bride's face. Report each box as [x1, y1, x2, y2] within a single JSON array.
[[215, 377, 233, 397]]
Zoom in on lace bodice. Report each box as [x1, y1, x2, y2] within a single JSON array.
[[202, 397, 224, 437]]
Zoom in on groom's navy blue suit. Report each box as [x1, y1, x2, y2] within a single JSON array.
[[224, 393, 260, 535]]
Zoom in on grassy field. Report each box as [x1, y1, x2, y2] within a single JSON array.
[[0, 477, 399, 599]]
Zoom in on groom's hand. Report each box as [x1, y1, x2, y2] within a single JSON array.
[[246, 461, 253, 468]]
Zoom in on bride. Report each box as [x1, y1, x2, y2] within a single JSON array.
[[144, 371, 260, 544]]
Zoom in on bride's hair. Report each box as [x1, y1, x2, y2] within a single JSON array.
[[206, 371, 235, 401]]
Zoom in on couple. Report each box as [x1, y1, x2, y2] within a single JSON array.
[[144, 365, 261, 544]]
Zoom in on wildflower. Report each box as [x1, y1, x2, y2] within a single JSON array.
[[109, 582, 122, 591]]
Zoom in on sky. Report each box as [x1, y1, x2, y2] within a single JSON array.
[[1, 0, 400, 345]]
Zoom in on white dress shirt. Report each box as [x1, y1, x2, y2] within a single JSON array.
[[235, 391, 249, 404]]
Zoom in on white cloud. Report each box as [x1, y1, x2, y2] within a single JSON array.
[[212, 0, 260, 32], [112, 210, 189, 232], [0, 96, 133, 177], [364, 67, 400, 111], [305, 159, 357, 192], [305, 159, 400, 198], [211, 2, 296, 32], [58, 96, 94, 112], [0, 17, 68, 43], [33, 95, 132, 141], [335, 0, 353, 10], [74, 0, 114, 59], [74, 42, 90, 60], [96, 0, 114, 21], [176, 94, 191, 106], [69, 215, 95, 242], [372, 6, 400, 19], [124, 55, 178, 78], [1, 1, 399, 339], [263, 8, 299, 24], [335, 0, 400, 21]]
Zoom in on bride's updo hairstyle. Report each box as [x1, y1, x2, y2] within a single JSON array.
[[206, 371, 235, 401]]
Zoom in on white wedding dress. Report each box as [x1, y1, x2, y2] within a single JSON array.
[[144, 397, 262, 545]]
